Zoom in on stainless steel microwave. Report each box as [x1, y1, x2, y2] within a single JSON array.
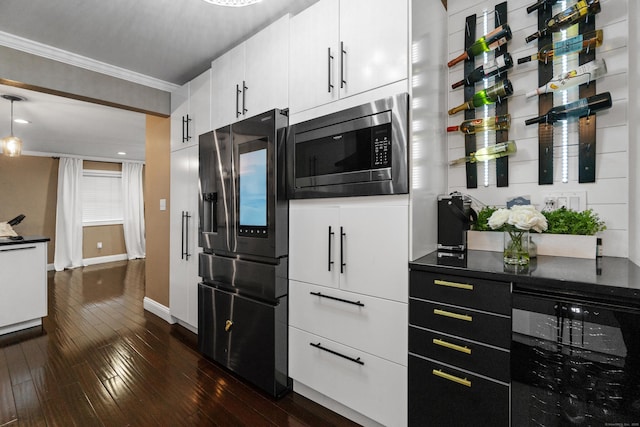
[[286, 93, 409, 199]]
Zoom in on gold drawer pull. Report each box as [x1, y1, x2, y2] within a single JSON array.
[[434, 279, 473, 291], [433, 338, 472, 355], [432, 369, 471, 387], [433, 308, 473, 322]]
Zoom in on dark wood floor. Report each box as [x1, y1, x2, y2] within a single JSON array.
[[0, 260, 361, 426]]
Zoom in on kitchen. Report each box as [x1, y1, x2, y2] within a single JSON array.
[[0, 0, 639, 426]]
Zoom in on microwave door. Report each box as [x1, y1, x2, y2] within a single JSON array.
[[199, 126, 237, 254]]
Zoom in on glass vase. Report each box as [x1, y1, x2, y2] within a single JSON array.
[[503, 229, 530, 266]]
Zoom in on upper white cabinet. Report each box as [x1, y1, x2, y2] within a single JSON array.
[[211, 14, 289, 130], [170, 69, 211, 151], [289, 0, 408, 114]]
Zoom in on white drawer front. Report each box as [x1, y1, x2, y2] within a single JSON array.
[[289, 280, 407, 366], [290, 327, 407, 427]]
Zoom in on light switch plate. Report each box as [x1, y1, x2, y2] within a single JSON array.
[[160, 199, 167, 211]]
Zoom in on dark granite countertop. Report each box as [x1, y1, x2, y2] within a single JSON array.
[[410, 250, 640, 306], [0, 236, 50, 247]]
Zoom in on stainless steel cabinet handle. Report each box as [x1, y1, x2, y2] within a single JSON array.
[[340, 41, 346, 89], [328, 226, 334, 271], [327, 47, 334, 93], [236, 84, 241, 118], [340, 226, 346, 274], [242, 80, 248, 115]]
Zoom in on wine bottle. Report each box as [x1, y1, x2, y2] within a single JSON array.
[[524, 92, 612, 125], [450, 141, 517, 166], [448, 79, 513, 116], [518, 29, 603, 64], [451, 53, 513, 89], [526, 59, 607, 98], [448, 24, 512, 67], [526, 0, 559, 14], [447, 114, 511, 134], [525, 0, 601, 43]]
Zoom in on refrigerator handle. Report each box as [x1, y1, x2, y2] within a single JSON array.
[[340, 226, 346, 274], [328, 226, 335, 271]]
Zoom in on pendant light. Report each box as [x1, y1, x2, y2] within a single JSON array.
[[1, 95, 25, 157], [202, 0, 261, 6]]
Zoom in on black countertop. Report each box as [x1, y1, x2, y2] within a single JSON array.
[[0, 236, 50, 247], [410, 250, 640, 306]]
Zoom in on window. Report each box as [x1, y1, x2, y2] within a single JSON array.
[[82, 169, 123, 226]]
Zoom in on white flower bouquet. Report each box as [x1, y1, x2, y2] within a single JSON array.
[[488, 205, 548, 265]]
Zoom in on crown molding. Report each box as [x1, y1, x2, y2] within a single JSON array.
[[0, 31, 179, 92]]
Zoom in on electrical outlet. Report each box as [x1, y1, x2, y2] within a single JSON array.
[[543, 191, 586, 211], [543, 197, 557, 211], [97, 242, 102, 249]]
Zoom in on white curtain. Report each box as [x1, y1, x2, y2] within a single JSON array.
[[54, 157, 84, 271], [122, 162, 146, 259]]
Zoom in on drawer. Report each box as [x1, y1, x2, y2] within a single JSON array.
[[408, 355, 509, 427], [410, 271, 510, 315], [409, 298, 511, 349], [289, 327, 407, 427], [289, 280, 407, 365], [409, 326, 510, 382]]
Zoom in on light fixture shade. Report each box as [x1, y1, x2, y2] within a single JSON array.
[[202, 0, 261, 6], [1, 135, 22, 157]]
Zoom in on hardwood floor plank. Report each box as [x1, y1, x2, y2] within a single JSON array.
[[3, 344, 31, 387], [12, 380, 45, 427], [0, 348, 18, 426]]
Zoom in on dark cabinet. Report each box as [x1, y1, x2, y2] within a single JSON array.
[[408, 270, 511, 426]]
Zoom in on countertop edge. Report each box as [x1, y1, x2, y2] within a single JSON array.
[[0, 236, 51, 247]]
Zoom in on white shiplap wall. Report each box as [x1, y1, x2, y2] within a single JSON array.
[[446, 0, 630, 258]]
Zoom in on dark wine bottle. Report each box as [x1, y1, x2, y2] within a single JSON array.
[[451, 53, 513, 89], [526, 0, 559, 14], [448, 79, 513, 116], [447, 114, 511, 134], [525, 0, 601, 43], [518, 29, 602, 64], [448, 24, 512, 67], [524, 92, 612, 125]]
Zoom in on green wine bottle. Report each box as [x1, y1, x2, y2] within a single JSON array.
[[450, 141, 517, 166], [448, 79, 513, 116], [447, 24, 512, 68]]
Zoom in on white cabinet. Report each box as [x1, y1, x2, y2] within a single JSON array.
[[289, 0, 408, 114], [289, 201, 408, 303], [211, 14, 289, 130], [169, 145, 200, 329], [170, 69, 211, 151], [288, 197, 408, 426], [0, 241, 47, 335]]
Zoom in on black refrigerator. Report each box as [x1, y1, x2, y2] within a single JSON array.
[[197, 109, 290, 398]]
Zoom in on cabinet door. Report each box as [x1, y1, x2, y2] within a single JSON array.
[[211, 44, 245, 130], [339, 0, 408, 98], [170, 145, 200, 327], [289, 205, 340, 289], [339, 205, 408, 303], [244, 14, 290, 117], [170, 82, 189, 151], [289, 0, 339, 114], [190, 69, 211, 141]]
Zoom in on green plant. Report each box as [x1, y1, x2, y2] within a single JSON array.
[[473, 206, 498, 231], [542, 207, 606, 235]]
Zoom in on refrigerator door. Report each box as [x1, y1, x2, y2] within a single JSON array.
[[199, 127, 236, 254], [198, 283, 290, 398]]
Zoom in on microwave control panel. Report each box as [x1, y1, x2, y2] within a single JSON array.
[[372, 124, 392, 168]]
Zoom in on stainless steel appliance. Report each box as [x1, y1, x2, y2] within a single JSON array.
[[512, 285, 640, 425], [286, 93, 409, 199], [197, 109, 291, 398]]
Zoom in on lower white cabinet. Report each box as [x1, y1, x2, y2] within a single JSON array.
[[0, 241, 47, 335], [290, 327, 407, 427], [169, 145, 200, 329]]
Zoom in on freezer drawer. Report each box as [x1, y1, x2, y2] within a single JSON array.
[[198, 283, 290, 398]]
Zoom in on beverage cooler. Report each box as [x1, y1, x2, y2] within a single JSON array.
[[197, 109, 291, 398]]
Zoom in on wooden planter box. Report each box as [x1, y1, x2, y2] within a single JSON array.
[[467, 230, 599, 259]]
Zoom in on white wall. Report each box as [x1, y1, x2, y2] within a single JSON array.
[[446, 0, 630, 258]]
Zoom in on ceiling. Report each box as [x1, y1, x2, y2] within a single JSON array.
[[0, 0, 319, 161]]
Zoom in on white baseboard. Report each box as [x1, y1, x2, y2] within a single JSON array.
[[143, 297, 175, 324], [291, 380, 383, 427], [83, 254, 129, 266]]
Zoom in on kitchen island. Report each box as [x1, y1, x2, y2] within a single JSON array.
[[408, 250, 640, 426], [0, 236, 49, 336]]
